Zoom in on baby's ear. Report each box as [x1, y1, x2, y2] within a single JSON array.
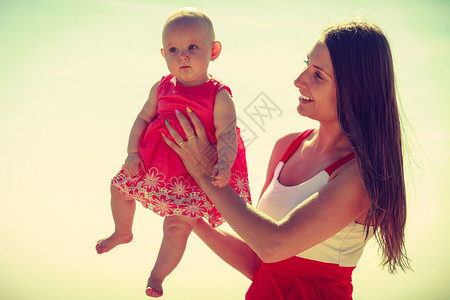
[[160, 48, 164, 58], [210, 41, 222, 61]]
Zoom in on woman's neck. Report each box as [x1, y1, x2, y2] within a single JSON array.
[[313, 123, 352, 154]]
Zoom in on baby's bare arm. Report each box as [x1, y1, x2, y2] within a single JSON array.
[[127, 81, 159, 154], [212, 89, 237, 186], [124, 81, 159, 177]]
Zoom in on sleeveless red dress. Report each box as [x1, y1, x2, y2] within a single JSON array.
[[111, 74, 251, 227]]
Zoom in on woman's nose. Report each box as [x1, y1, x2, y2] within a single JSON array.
[[294, 71, 307, 88]]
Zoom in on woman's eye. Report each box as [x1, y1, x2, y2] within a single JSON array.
[[189, 45, 197, 50], [169, 47, 177, 53], [315, 72, 324, 80]]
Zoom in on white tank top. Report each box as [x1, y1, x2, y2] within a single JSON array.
[[257, 130, 374, 267]]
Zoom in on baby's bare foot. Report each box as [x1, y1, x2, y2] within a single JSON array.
[[146, 276, 163, 298], [96, 232, 133, 254]]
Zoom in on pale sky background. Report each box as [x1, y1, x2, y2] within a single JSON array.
[[0, 0, 449, 299]]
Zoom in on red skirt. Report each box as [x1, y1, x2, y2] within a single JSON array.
[[246, 256, 355, 300]]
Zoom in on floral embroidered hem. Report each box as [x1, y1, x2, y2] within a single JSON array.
[[112, 166, 251, 228]]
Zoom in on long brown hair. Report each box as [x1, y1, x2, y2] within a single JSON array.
[[322, 22, 411, 273]]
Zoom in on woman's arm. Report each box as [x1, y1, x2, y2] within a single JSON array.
[[194, 157, 370, 263], [193, 219, 260, 280], [163, 110, 371, 263], [191, 129, 297, 278]]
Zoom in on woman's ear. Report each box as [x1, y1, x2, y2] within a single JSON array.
[[210, 41, 222, 61]]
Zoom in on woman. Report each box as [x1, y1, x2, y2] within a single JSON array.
[[162, 21, 410, 299]]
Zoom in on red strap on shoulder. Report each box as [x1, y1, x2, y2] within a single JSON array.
[[280, 129, 315, 163], [324, 152, 356, 175]]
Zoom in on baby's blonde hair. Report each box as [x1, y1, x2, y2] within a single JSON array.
[[162, 7, 215, 41]]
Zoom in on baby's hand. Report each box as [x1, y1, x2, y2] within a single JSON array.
[[124, 152, 145, 177], [212, 161, 231, 188]]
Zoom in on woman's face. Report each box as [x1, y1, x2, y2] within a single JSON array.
[[294, 41, 337, 124]]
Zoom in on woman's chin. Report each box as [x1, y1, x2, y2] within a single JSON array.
[[297, 105, 308, 117]]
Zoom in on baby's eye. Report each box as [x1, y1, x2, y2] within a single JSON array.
[[189, 45, 198, 50], [169, 47, 177, 53]]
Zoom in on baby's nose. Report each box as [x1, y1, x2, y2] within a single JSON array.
[[178, 52, 188, 61]]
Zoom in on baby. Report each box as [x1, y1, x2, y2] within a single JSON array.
[[96, 7, 251, 297]]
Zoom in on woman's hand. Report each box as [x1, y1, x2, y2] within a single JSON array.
[[124, 152, 145, 177], [162, 108, 217, 181]]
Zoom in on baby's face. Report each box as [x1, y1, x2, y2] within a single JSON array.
[[161, 21, 214, 86]]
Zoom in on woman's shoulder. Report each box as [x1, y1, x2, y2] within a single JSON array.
[[273, 130, 315, 155], [268, 131, 311, 164], [260, 132, 307, 196], [274, 132, 300, 150]]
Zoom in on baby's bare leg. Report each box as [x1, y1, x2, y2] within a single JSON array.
[[146, 215, 197, 298], [96, 184, 135, 254]]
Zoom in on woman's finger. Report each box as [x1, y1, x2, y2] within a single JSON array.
[[185, 107, 208, 140], [162, 133, 182, 155], [164, 119, 185, 145], [175, 109, 196, 138]]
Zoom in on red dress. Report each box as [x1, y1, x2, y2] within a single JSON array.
[[111, 74, 251, 227], [246, 256, 355, 300]]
